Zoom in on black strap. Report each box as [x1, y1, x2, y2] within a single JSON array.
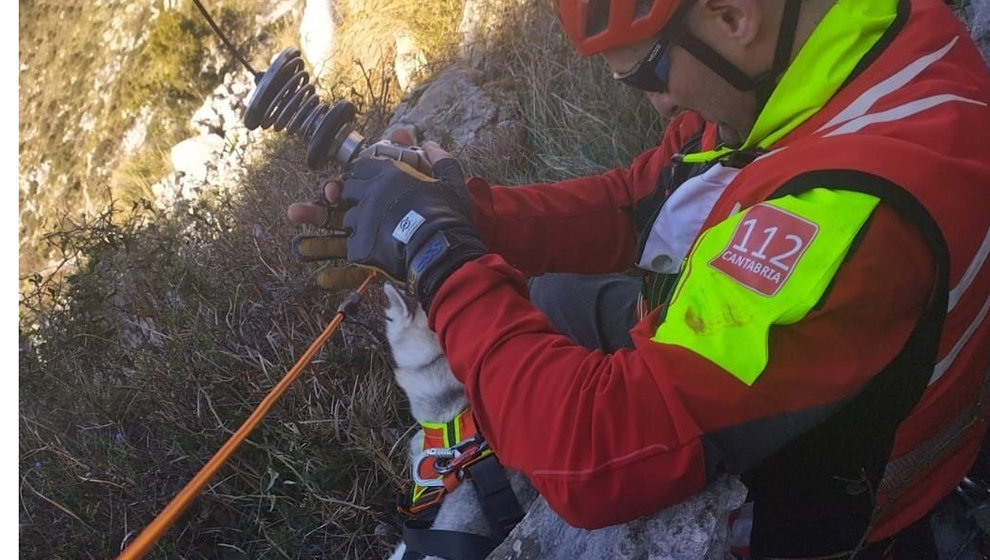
[[744, 171, 950, 557], [772, 1, 802, 74], [757, 0, 804, 106], [674, 32, 760, 92], [671, 0, 803, 106], [399, 456, 524, 560], [401, 520, 500, 560], [465, 456, 526, 539]]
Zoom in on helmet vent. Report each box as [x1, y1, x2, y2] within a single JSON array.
[[635, 0, 655, 19], [584, 0, 611, 37]]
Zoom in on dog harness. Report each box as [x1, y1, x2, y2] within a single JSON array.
[[397, 408, 525, 560]]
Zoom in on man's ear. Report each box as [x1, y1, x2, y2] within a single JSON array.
[[695, 0, 763, 47]]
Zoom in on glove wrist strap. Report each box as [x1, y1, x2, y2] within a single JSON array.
[[409, 231, 486, 311]]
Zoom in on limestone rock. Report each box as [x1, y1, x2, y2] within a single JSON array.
[[394, 33, 428, 91], [300, 0, 336, 77], [152, 69, 263, 211], [458, 0, 526, 69], [488, 476, 748, 560], [170, 134, 225, 184], [121, 106, 153, 157], [258, 0, 300, 28], [385, 65, 524, 162]]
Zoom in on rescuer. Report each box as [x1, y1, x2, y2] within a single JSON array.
[[291, 0, 990, 556]]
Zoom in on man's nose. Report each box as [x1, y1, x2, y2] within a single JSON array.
[[646, 92, 680, 118]]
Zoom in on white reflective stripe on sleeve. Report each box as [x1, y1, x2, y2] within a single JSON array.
[[930, 293, 990, 385], [949, 224, 990, 312], [817, 36, 960, 134], [823, 94, 987, 138]]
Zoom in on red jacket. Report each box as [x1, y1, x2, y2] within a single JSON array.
[[429, 0, 990, 554]]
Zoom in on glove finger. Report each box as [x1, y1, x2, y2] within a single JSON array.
[[315, 264, 371, 291], [288, 199, 331, 225], [339, 174, 375, 205], [424, 143, 464, 184], [388, 124, 420, 146], [346, 157, 391, 182], [292, 234, 349, 263], [341, 206, 361, 240], [302, 193, 349, 230], [431, 158, 466, 187]]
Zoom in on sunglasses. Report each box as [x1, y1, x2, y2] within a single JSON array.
[[613, 37, 674, 92]]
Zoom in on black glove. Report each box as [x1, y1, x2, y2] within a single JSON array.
[[338, 156, 487, 308], [290, 197, 368, 291]]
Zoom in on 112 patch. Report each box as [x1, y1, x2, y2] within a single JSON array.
[[709, 204, 819, 296]]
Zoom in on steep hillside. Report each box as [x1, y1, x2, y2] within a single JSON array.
[[18, 0, 276, 280], [19, 1, 659, 558]]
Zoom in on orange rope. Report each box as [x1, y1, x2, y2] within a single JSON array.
[[117, 273, 376, 560]]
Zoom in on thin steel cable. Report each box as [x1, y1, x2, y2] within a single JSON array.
[[191, 0, 259, 77], [116, 273, 376, 560]]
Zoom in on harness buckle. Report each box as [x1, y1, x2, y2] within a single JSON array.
[[411, 435, 488, 487], [412, 447, 456, 487]]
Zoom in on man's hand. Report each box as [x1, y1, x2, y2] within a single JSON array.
[[285, 128, 432, 292], [287, 130, 485, 307], [335, 150, 487, 308], [285, 185, 365, 291]]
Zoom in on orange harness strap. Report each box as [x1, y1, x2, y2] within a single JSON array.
[[402, 409, 493, 515]]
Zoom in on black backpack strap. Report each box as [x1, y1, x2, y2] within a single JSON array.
[[743, 171, 949, 558], [464, 455, 526, 539], [402, 519, 500, 560]]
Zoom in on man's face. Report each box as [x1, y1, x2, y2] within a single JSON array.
[[599, 0, 769, 145], [602, 41, 751, 144]]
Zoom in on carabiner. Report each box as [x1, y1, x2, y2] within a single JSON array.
[[412, 447, 457, 487]]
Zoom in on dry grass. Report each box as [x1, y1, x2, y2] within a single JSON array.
[[20, 138, 410, 559], [19, 0, 666, 558], [463, 1, 664, 184]]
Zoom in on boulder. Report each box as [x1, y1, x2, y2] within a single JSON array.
[[488, 476, 748, 560], [385, 65, 524, 165], [394, 32, 428, 91], [970, 0, 990, 66], [190, 71, 254, 138], [300, 0, 336, 77], [170, 134, 225, 183], [153, 69, 263, 211]]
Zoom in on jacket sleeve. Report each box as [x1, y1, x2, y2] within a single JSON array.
[[427, 203, 933, 529], [466, 112, 706, 276]]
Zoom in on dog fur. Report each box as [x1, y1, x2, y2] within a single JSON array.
[[382, 283, 535, 560]]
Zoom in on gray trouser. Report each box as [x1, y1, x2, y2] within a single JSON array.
[[529, 272, 641, 354]]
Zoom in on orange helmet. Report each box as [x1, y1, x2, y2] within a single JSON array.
[[556, 0, 685, 57]]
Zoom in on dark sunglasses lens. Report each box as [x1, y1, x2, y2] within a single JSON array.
[[619, 42, 671, 92], [622, 69, 666, 92]]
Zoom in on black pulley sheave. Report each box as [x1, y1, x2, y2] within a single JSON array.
[[244, 48, 362, 169]]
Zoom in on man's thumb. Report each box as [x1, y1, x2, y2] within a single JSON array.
[[423, 141, 464, 184], [422, 141, 452, 164]]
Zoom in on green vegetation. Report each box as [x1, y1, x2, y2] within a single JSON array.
[[19, 1, 664, 558], [121, 7, 227, 111], [18, 0, 255, 281], [20, 144, 407, 558]]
